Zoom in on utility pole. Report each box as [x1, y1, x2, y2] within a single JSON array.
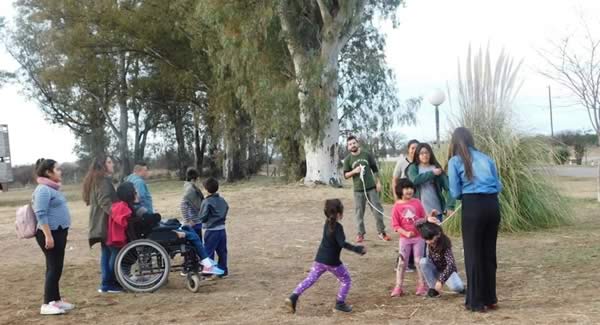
[[548, 85, 554, 137]]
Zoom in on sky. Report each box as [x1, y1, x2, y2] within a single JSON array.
[[1, 0, 600, 165]]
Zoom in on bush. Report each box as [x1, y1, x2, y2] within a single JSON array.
[[554, 146, 570, 165], [445, 46, 572, 234]]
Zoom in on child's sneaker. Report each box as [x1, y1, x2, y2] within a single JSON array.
[[378, 232, 391, 241], [416, 284, 428, 296], [390, 286, 403, 297], [285, 294, 298, 313], [334, 301, 353, 313], [427, 288, 440, 298], [40, 303, 65, 315], [201, 265, 225, 276], [356, 234, 364, 243], [98, 285, 124, 293], [51, 300, 75, 311]]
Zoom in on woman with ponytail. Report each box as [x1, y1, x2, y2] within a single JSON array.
[[33, 159, 74, 315], [447, 127, 503, 312], [285, 199, 366, 314]]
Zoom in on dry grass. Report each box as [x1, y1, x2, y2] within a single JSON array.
[[0, 175, 598, 324]]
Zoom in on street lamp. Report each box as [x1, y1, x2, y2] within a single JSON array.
[[428, 88, 446, 148]]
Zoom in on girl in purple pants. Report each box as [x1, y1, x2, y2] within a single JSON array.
[[286, 199, 366, 313]]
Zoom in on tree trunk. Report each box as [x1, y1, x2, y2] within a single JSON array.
[[173, 108, 187, 180], [223, 133, 235, 182], [117, 54, 131, 176]]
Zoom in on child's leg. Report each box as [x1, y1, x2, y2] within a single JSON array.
[[214, 230, 228, 274], [395, 239, 411, 288], [293, 262, 328, 297], [203, 230, 218, 260], [412, 239, 426, 287], [330, 264, 352, 303], [418, 257, 439, 289], [182, 229, 209, 259]]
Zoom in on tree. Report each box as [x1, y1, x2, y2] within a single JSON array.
[[198, 0, 408, 183], [540, 19, 600, 146], [277, 0, 403, 185]]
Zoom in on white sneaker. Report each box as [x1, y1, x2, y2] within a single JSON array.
[[51, 300, 74, 311], [40, 303, 65, 315]]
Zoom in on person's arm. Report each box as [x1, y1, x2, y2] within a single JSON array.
[[368, 154, 382, 192], [448, 158, 463, 200], [335, 225, 365, 254], [198, 201, 210, 223], [406, 164, 435, 186], [98, 178, 116, 217], [343, 157, 360, 179], [33, 187, 54, 249], [180, 200, 195, 225], [440, 174, 457, 210], [489, 158, 503, 193], [438, 248, 457, 284]]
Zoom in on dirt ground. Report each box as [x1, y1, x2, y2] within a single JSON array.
[[0, 175, 599, 325]]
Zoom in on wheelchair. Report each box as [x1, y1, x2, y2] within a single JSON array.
[[114, 219, 205, 293]]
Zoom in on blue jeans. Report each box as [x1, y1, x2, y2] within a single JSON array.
[[179, 226, 208, 260], [101, 243, 120, 290], [204, 229, 228, 275], [419, 257, 464, 292]]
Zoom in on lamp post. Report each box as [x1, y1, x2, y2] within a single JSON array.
[[428, 89, 446, 148]]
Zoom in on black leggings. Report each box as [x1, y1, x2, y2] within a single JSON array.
[[461, 194, 500, 310], [35, 227, 69, 304]]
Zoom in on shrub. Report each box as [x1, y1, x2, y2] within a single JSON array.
[[444, 46, 572, 234]]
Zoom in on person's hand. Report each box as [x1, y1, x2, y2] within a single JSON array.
[[376, 181, 382, 193], [430, 209, 440, 217], [433, 168, 443, 176], [427, 216, 441, 225], [446, 209, 454, 217], [435, 281, 443, 292], [352, 165, 363, 175], [174, 231, 186, 239], [405, 231, 414, 238], [359, 245, 367, 255], [45, 235, 55, 250]]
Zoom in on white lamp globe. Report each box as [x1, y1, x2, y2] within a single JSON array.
[[428, 88, 446, 106]]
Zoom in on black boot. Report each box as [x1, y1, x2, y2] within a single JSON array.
[[334, 301, 353, 313], [427, 288, 440, 298], [286, 294, 298, 313]]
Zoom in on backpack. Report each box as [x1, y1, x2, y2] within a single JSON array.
[[16, 203, 37, 239]]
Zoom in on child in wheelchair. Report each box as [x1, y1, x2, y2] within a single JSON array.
[[108, 182, 224, 276]]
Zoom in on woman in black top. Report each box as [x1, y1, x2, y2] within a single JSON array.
[[286, 199, 366, 314]]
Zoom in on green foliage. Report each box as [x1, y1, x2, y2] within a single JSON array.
[[447, 46, 572, 234], [554, 145, 570, 165]]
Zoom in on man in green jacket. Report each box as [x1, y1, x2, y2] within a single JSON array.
[[343, 135, 390, 243]]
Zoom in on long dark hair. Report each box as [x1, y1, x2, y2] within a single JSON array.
[[417, 222, 451, 252], [82, 155, 111, 206], [116, 182, 136, 210], [35, 158, 57, 178], [324, 199, 344, 234], [412, 143, 442, 169], [448, 127, 475, 180]]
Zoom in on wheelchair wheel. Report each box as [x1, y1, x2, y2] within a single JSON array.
[[115, 239, 171, 293], [186, 273, 201, 293]]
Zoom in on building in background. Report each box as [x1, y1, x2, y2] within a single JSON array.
[[0, 125, 13, 191]]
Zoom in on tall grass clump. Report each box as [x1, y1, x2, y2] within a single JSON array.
[[443, 46, 572, 235]]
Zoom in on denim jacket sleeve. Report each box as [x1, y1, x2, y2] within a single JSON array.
[[489, 158, 503, 193], [448, 158, 463, 200], [33, 186, 52, 226], [440, 173, 457, 210]]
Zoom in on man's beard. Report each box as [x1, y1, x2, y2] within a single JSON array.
[[350, 147, 359, 153]]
